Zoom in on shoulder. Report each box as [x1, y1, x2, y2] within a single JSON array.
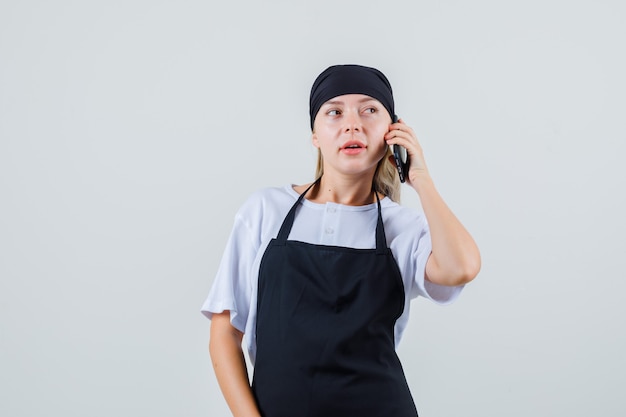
[[234, 185, 300, 233], [380, 197, 425, 223], [380, 197, 429, 239], [238, 185, 298, 215]]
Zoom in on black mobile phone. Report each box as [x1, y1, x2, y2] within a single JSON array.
[[391, 115, 409, 183]]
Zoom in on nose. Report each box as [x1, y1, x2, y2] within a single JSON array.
[[343, 111, 361, 133]]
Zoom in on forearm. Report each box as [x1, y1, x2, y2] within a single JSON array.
[[412, 175, 481, 286], [209, 312, 261, 417]]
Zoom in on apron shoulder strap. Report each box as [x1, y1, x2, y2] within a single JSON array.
[[374, 192, 388, 255], [276, 179, 319, 244]]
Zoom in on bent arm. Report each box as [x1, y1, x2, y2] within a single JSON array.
[[412, 176, 481, 286], [385, 119, 481, 287], [209, 311, 261, 417]]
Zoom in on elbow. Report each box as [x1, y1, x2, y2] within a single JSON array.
[[454, 245, 482, 285], [431, 255, 481, 287], [428, 243, 482, 286], [456, 264, 480, 285], [455, 256, 481, 285]]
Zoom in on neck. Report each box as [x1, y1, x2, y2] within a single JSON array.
[[308, 173, 377, 206]]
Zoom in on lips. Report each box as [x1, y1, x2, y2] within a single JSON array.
[[340, 140, 366, 155], [340, 140, 366, 150]]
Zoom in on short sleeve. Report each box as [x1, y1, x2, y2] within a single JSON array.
[[200, 212, 259, 333]]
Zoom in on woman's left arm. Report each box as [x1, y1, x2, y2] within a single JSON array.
[[385, 119, 481, 286]]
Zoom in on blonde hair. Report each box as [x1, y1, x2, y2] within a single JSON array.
[[314, 147, 401, 203]]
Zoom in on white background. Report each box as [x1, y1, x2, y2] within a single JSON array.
[[1, 1, 625, 416]]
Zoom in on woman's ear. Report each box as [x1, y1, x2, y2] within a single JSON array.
[[311, 131, 320, 148]]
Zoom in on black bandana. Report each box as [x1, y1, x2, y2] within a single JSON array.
[[309, 64, 395, 130]]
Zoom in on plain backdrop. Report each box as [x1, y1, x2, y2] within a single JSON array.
[[1, 1, 625, 416]]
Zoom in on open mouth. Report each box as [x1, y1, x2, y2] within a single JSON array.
[[341, 141, 366, 150], [341, 142, 366, 155]]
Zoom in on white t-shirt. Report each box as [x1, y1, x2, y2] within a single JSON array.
[[201, 185, 463, 364]]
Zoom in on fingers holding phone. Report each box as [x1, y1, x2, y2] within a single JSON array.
[[389, 115, 408, 182], [386, 118, 429, 184]]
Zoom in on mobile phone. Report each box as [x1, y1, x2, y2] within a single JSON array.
[[391, 115, 409, 183]]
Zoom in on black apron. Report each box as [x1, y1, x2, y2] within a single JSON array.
[[252, 182, 418, 417]]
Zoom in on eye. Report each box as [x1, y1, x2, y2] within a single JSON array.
[[363, 107, 377, 114], [327, 109, 341, 116]]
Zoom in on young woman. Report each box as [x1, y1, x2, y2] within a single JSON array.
[[202, 64, 481, 417]]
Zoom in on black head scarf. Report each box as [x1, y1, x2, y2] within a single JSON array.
[[309, 64, 395, 130]]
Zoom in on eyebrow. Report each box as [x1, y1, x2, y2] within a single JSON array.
[[322, 97, 380, 106]]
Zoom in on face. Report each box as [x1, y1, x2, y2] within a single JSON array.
[[312, 94, 392, 178]]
